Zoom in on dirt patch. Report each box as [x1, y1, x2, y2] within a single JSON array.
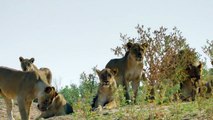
[[0, 98, 40, 120]]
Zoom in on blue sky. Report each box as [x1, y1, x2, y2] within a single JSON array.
[[0, 0, 212, 87]]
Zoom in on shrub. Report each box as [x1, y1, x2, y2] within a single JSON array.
[[112, 25, 200, 99]]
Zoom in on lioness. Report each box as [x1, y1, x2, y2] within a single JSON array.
[[106, 42, 148, 102], [91, 68, 118, 110], [0, 66, 56, 120], [36, 91, 74, 119], [180, 62, 202, 101], [19, 56, 52, 84]]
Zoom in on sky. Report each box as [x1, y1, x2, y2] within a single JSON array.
[[0, 0, 212, 88]]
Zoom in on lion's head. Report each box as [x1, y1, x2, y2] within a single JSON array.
[[126, 42, 148, 62], [96, 68, 118, 88], [37, 86, 58, 112], [185, 62, 202, 82], [19, 56, 36, 71]]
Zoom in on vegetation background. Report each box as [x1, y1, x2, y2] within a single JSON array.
[[52, 26, 213, 119], [0, 26, 213, 119]]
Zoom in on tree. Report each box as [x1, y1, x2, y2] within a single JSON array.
[[202, 40, 213, 65], [79, 71, 98, 99]]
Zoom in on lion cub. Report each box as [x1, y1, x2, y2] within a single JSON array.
[[92, 68, 118, 110], [36, 90, 74, 119], [19, 56, 52, 84]]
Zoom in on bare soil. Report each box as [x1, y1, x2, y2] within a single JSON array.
[[0, 98, 40, 120]]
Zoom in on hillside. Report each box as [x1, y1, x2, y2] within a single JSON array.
[[0, 97, 212, 120]]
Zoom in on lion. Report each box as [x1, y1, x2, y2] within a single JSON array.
[[180, 62, 202, 101], [91, 68, 118, 110], [19, 56, 52, 84], [105, 42, 148, 102], [36, 91, 74, 119], [205, 80, 213, 97], [0, 66, 56, 120]]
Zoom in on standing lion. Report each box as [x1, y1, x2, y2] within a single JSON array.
[[106, 42, 148, 103], [19, 56, 52, 84]]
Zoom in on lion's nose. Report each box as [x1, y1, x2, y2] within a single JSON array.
[[37, 104, 40, 108], [104, 81, 109, 84], [138, 53, 142, 58]]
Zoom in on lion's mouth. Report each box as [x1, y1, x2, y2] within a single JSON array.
[[23, 68, 27, 71], [37, 105, 48, 112], [102, 81, 110, 87], [40, 108, 47, 112]]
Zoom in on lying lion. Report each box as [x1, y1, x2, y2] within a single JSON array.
[[19, 56, 52, 84], [106, 42, 148, 102], [91, 68, 118, 110], [0, 66, 56, 120], [36, 91, 74, 119]]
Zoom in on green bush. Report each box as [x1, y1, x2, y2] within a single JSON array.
[[60, 84, 79, 105]]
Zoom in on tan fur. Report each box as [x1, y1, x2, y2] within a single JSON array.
[[36, 93, 73, 119], [106, 42, 148, 102], [92, 68, 118, 110], [19, 56, 52, 84], [0, 66, 56, 120]]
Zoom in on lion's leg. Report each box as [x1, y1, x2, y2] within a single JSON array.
[[132, 80, 140, 103], [104, 100, 116, 109], [17, 97, 29, 120], [123, 80, 131, 102], [93, 97, 105, 111], [25, 100, 32, 118], [97, 98, 105, 107], [3, 97, 15, 120]]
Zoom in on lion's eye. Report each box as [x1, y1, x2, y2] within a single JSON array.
[[107, 74, 111, 78], [44, 99, 49, 104]]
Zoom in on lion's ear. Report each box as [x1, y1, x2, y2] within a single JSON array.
[[111, 68, 118, 76], [96, 69, 101, 76], [19, 56, 24, 62], [197, 62, 202, 69], [44, 86, 52, 94], [141, 43, 148, 49], [51, 87, 55, 91], [30, 58, 35, 63], [54, 91, 58, 97], [51, 87, 58, 97], [55, 92, 58, 97], [127, 42, 133, 50]]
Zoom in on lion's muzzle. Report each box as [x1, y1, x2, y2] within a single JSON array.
[[37, 104, 48, 112]]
